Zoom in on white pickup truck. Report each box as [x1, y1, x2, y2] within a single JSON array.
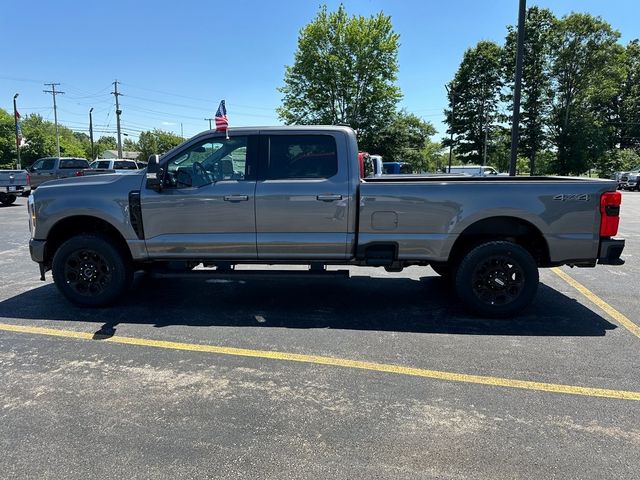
[[78, 159, 141, 176]]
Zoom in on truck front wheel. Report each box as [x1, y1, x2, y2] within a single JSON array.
[[454, 241, 539, 318], [52, 234, 132, 307]]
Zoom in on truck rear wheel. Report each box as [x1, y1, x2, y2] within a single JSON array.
[[454, 241, 538, 318], [52, 234, 132, 307], [1, 194, 17, 206]]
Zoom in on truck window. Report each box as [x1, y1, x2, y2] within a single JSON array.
[[91, 161, 111, 169], [165, 136, 250, 187], [37, 158, 56, 170], [267, 135, 337, 180], [60, 159, 89, 169], [114, 161, 137, 170]]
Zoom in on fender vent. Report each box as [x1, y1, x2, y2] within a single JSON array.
[[129, 191, 145, 240]]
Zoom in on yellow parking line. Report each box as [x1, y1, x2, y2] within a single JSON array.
[[551, 267, 640, 340], [1, 321, 639, 401]]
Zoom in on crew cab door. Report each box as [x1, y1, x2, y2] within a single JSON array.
[[29, 158, 57, 188], [140, 134, 258, 259], [255, 132, 351, 260]]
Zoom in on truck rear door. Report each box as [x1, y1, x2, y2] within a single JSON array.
[[255, 132, 352, 260]]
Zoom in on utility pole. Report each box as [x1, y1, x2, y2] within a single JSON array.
[[181, 123, 184, 139], [43, 83, 64, 157], [205, 118, 214, 130], [89, 108, 95, 160], [13, 93, 22, 169], [509, 0, 527, 176], [112, 80, 123, 158], [445, 84, 456, 173]]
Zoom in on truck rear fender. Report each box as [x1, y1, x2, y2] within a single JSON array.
[[445, 216, 551, 267]]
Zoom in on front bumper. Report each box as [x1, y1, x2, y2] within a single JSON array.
[[598, 238, 625, 265], [29, 239, 46, 263]]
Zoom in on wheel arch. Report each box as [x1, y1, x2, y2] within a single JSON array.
[[44, 215, 132, 266], [447, 216, 551, 267]]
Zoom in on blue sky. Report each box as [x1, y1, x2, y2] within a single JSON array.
[[1, 0, 638, 143]]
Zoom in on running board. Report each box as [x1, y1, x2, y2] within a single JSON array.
[[149, 269, 351, 280]]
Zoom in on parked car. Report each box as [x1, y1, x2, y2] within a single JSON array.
[[617, 168, 640, 191], [383, 161, 413, 174], [446, 165, 502, 176], [0, 169, 30, 205], [28, 157, 90, 189], [28, 125, 624, 317], [77, 159, 141, 176]]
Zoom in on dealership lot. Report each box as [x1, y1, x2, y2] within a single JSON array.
[[1, 193, 639, 479]]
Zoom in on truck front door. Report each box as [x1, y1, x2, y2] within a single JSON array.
[[140, 134, 258, 259], [255, 133, 351, 260]]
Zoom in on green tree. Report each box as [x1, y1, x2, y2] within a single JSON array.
[[444, 41, 503, 164], [503, 7, 557, 175], [20, 115, 57, 166], [618, 40, 640, 152], [367, 110, 436, 171], [137, 129, 183, 161], [94, 136, 117, 158], [594, 148, 640, 178], [277, 4, 401, 149], [0, 108, 17, 167], [18, 114, 87, 165], [549, 13, 623, 174], [123, 138, 140, 152]]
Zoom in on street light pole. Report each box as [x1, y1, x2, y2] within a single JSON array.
[[445, 84, 456, 173], [205, 118, 214, 130], [13, 93, 22, 169], [89, 108, 95, 160]]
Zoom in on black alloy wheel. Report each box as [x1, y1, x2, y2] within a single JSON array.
[[52, 234, 132, 306], [455, 241, 539, 318]]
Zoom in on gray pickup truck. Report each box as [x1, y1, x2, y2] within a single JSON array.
[[28, 157, 90, 189], [27, 126, 625, 317], [0, 169, 30, 205]]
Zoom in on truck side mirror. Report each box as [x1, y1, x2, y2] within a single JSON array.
[[146, 154, 163, 191]]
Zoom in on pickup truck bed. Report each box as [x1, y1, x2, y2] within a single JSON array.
[[0, 170, 30, 205], [27, 126, 624, 317]]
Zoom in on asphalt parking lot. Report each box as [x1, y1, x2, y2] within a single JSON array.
[[1, 193, 639, 479]]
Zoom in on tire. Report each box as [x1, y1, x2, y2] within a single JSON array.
[[454, 241, 539, 318], [1, 194, 16, 206], [52, 234, 133, 307]]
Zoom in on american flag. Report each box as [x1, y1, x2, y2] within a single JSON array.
[[215, 100, 228, 132]]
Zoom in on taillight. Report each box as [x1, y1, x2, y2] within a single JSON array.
[[600, 191, 621, 237], [75, 170, 84, 176], [26, 173, 30, 185]]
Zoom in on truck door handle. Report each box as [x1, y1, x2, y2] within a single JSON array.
[[316, 194, 343, 202], [223, 195, 249, 202]]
